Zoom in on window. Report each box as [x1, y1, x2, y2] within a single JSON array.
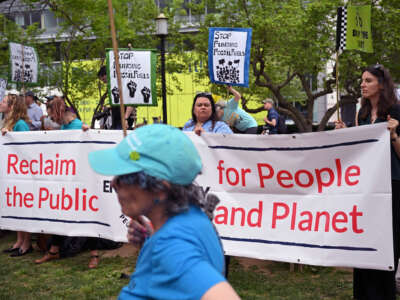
[[156, 0, 169, 9], [9, 11, 42, 29], [43, 10, 61, 32], [175, 0, 204, 25]]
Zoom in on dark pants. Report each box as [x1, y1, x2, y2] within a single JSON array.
[[50, 234, 65, 248], [353, 180, 400, 300], [50, 236, 99, 251], [235, 126, 258, 134]]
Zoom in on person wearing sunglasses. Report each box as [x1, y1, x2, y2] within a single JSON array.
[[336, 64, 400, 300], [183, 92, 232, 136], [215, 86, 258, 134]]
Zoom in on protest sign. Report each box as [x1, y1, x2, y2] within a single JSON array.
[[0, 78, 7, 101], [0, 130, 128, 241], [106, 49, 157, 106], [9, 42, 39, 84], [336, 5, 373, 53], [192, 122, 392, 270], [0, 124, 393, 270], [208, 28, 252, 87]]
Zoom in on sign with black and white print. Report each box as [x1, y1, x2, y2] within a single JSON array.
[[9, 42, 39, 84], [106, 49, 157, 106], [208, 28, 252, 87], [0, 78, 7, 101]]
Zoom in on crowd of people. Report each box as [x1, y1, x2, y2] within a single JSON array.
[[0, 64, 399, 299], [0, 91, 120, 269]]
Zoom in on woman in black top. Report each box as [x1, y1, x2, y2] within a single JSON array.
[[337, 64, 400, 300]]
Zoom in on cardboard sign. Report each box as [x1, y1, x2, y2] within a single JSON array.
[[336, 6, 373, 53], [9, 42, 39, 84], [208, 28, 252, 87], [106, 49, 157, 106], [0, 78, 7, 101]]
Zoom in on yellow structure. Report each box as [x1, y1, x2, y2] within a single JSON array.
[[75, 57, 266, 128]]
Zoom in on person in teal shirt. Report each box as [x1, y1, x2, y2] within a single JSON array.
[[61, 117, 83, 130], [0, 94, 33, 257], [48, 97, 88, 131], [216, 86, 258, 134], [12, 119, 30, 131], [88, 124, 240, 300], [36, 97, 92, 267]]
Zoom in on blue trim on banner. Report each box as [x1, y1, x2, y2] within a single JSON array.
[[208, 27, 252, 87], [2, 216, 110, 227], [3, 141, 116, 146], [221, 236, 377, 251], [209, 139, 379, 151]]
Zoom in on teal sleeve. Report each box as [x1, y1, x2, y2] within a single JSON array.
[[13, 121, 30, 132], [150, 237, 226, 300], [227, 98, 238, 110]]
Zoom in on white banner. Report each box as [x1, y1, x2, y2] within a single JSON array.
[[107, 50, 156, 106], [0, 124, 393, 270], [0, 130, 128, 241], [193, 123, 393, 271], [9, 42, 39, 84]]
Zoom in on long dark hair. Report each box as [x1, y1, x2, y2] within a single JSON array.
[[359, 65, 398, 121], [191, 93, 219, 130]]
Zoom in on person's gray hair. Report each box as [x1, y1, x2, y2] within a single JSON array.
[[263, 98, 274, 105], [215, 100, 227, 109], [112, 172, 219, 219]]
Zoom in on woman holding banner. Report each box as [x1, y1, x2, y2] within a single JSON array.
[[88, 124, 240, 299], [182, 91, 233, 276], [0, 94, 33, 257], [48, 97, 89, 130], [183, 92, 232, 135], [35, 97, 106, 267], [336, 64, 400, 300]]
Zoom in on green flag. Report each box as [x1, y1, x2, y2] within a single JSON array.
[[346, 5, 373, 53]]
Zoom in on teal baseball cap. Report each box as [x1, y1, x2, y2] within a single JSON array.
[[88, 124, 202, 185]]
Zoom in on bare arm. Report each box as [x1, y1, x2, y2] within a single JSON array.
[[122, 106, 135, 129], [355, 110, 359, 127], [388, 116, 400, 159], [227, 86, 241, 102], [125, 106, 134, 120], [201, 282, 241, 300], [265, 118, 277, 127]]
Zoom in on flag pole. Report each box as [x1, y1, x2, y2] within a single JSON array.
[[335, 51, 340, 121], [21, 43, 25, 97], [107, 0, 127, 137]]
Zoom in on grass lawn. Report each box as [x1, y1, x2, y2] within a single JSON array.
[[0, 232, 360, 299]]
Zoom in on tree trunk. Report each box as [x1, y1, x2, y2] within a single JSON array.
[[317, 94, 358, 131]]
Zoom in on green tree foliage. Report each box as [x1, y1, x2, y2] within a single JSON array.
[[182, 0, 400, 131], [2, 0, 398, 130], [181, 0, 342, 132], [1, 0, 159, 118]]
